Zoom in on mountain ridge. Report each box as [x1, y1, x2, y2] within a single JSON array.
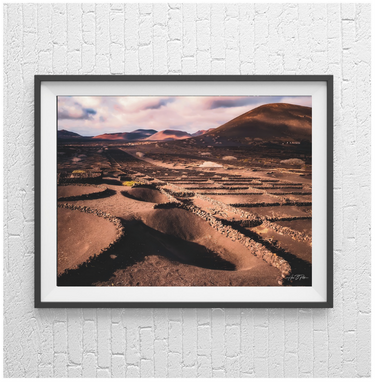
[[93, 129, 157, 141]]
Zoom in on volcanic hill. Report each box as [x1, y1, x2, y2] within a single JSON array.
[[203, 103, 312, 143], [57, 129, 84, 139], [146, 129, 191, 141]]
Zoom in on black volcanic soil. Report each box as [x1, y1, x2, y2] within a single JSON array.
[[122, 187, 169, 204], [250, 224, 312, 264], [240, 205, 311, 219], [57, 183, 282, 286], [58, 185, 103, 199], [274, 219, 312, 237], [203, 194, 281, 205], [101, 255, 281, 287], [57, 207, 118, 276]]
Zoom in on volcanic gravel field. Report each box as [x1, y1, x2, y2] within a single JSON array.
[[57, 142, 312, 287]]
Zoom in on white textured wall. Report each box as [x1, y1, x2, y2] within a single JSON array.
[[3, 3, 371, 378]]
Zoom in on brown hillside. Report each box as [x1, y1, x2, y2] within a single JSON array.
[[146, 129, 191, 141], [207, 103, 312, 142]]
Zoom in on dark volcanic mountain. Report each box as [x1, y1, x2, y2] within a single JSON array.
[[58, 129, 83, 139], [204, 103, 312, 143], [146, 130, 191, 141], [93, 129, 157, 141]]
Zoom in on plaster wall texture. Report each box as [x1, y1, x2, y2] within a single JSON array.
[[3, 3, 371, 378]]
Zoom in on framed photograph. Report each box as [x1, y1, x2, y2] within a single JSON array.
[[35, 75, 333, 308]]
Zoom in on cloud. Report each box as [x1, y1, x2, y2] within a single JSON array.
[[209, 96, 312, 110], [208, 97, 271, 109], [76, 96, 102, 109], [58, 98, 97, 120], [144, 97, 175, 110], [279, 96, 312, 108], [84, 108, 97, 115], [116, 97, 175, 113]]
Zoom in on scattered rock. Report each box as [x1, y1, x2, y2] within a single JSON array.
[[222, 156, 237, 160], [280, 158, 305, 166], [199, 161, 223, 168]]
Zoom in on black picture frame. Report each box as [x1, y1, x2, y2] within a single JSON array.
[[35, 75, 333, 308]]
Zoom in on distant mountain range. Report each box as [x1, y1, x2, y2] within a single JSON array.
[[57, 129, 85, 139], [57, 103, 311, 145], [93, 129, 157, 141], [57, 128, 212, 142]]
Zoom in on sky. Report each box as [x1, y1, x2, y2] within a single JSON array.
[[57, 96, 312, 137]]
